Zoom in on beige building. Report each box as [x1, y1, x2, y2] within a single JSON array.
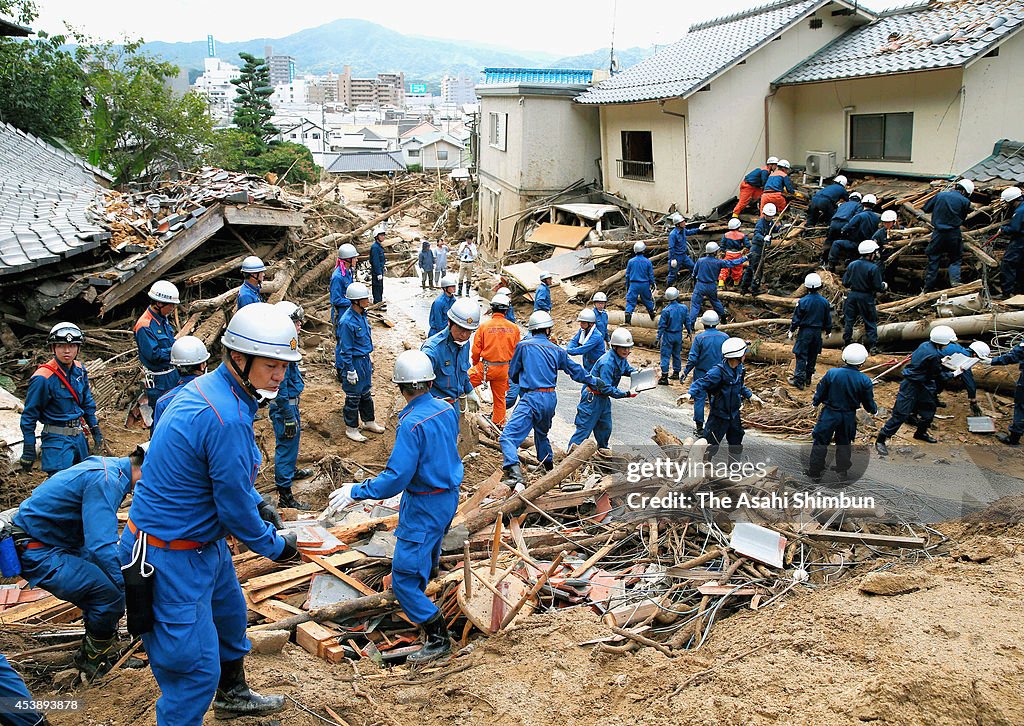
[[400, 132, 466, 170], [334, 67, 406, 109]]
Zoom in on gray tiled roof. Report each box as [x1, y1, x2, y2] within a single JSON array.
[[326, 151, 406, 174], [775, 0, 1024, 84], [576, 0, 836, 105], [0, 14, 31, 36], [0, 123, 111, 277], [962, 139, 1024, 184]]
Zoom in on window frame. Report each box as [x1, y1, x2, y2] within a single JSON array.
[[849, 112, 913, 162]]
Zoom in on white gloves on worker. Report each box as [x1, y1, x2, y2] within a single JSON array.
[[882, 282, 889, 290], [346, 370, 359, 385], [328, 483, 358, 512], [670, 259, 678, 268], [677, 393, 693, 406], [749, 394, 765, 405], [980, 357, 993, 365], [787, 330, 794, 340], [698, 223, 708, 231], [467, 389, 480, 412], [764, 235, 772, 244]]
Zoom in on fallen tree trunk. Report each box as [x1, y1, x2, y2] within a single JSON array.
[[188, 261, 293, 312], [877, 280, 982, 314], [822, 310, 1024, 348]]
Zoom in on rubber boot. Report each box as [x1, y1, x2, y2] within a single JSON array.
[[658, 373, 670, 386], [694, 421, 704, 438], [997, 431, 1021, 446], [75, 632, 117, 682], [913, 428, 938, 444], [345, 427, 367, 442], [361, 420, 387, 434], [624, 312, 632, 326], [295, 468, 314, 479], [213, 658, 286, 720], [969, 399, 983, 417], [502, 463, 524, 487], [874, 436, 889, 456], [669, 372, 680, 381], [787, 375, 805, 390], [277, 486, 310, 511], [406, 612, 452, 665]]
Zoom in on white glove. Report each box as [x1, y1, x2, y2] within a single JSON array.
[[882, 282, 889, 290], [749, 394, 764, 405], [328, 483, 358, 513], [698, 223, 708, 231], [980, 357, 993, 365], [346, 370, 359, 385], [466, 389, 480, 413], [677, 393, 693, 405], [787, 330, 794, 340], [764, 235, 772, 244]]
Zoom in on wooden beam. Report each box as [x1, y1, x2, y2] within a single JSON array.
[[224, 205, 305, 228], [802, 530, 926, 549]]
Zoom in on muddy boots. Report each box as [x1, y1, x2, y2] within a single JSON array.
[[969, 399, 983, 417], [997, 431, 1021, 446], [277, 486, 310, 511], [502, 463, 524, 490], [75, 632, 117, 682], [213, 658, 286, 720], [406, 612, 452, 665], [658, 372, 670, 386]]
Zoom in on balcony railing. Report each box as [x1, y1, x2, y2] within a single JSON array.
[[617, 159, 654, 182]]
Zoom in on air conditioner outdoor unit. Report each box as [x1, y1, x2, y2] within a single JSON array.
[[804, 150, 838, 186]]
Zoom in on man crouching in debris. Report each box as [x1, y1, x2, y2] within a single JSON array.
[[328, 350, 462, 664], [6, 443, 148, 681], [120, 303, 302, 724]]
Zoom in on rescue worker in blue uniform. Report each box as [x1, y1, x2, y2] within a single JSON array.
[[428, 274, 458, 337], [566, 308, 606, 371], [682, 310, 728, 437], [788, 273, 833, 389], [567, 327, 640, 454], [875, 325, 957, 455], [982, 342, 1024, 446], [152, 336, 209, 429], [922, 179, 974, 291], [329, 243, 358, 326], [119, 303, 302, 724], [740, 203, 777, 295], [684, 337, 763, 461], [327, 350, 463, 664], [12, 445, 147, 679], [624, 241, 656, 325], [271, 301, 313, 510], [842, 240, 887, 353], [806, 175, 849, 227], [134, 280, 180, 413], [829, 205, 895, 270], [336, 282, 386, 443], [534, 271, 553, 313], [997, 187, 1024, 298], [370, 230, 387, 303], [822, 191, 863, 265], [840, 194, 880, 250], [937, 339, 987, 418], [657, 287, 687, 385], [236, 255, 266, 310], [19, 322, 103, 475], [0, 652, 45, 726], [666, 213, 695, 286], [687, 242, 746, 332], [421, 297, 477, 412], [591, 292, 610, 342], [806, 344, 876, 481], [500, 311, 604, 487]]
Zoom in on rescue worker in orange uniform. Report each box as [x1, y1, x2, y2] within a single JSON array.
[[718, 217, 748, 289], [760, 159, 796, 215], [469, 293, 520, 426]]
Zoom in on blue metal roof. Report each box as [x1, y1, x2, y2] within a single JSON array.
[[482, 68, 593, 85]]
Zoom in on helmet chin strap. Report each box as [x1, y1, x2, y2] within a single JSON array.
[[228, 353, 277, 406]]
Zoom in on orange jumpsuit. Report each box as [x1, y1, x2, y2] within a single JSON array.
[[718, 230, 748, 286], [469, 311, 520, 425]]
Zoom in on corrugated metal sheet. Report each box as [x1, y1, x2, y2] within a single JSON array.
[[326, 151, 406, 174], [962, 139, 1024, 184], [482, 68, 594, 85]]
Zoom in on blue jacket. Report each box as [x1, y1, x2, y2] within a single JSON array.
[[566, 327, 606, 370], [418, 245, 435, 272], [21, 360, 99, 453], [237, 280, 262, 309], [872, 226, 889, 247], [15, 456, 133, 588], [134, 305, 176, 373], [743, 167, 769, 188], [721, 230, 747, 252], [902, 340, 947, 387], [843, 259, 885, 295], [791, 292, 833, 332], [991, 343, 1024, 373], [842, 210, 881, 243], [832, 200, 863, 225], [353, 393, 462, 501], [421, 328, 472, 401], [370, 240, 386, 273], [693, 255, 746, 284], [685, 328, 728, 380], [589, 349, 636, 398], [812, 366, 877, 414], [669, 228, 694, 271], [127, 364, 286, 558], [752, 217, 774, 250], [428, 291, 456, 337], [625, 254, 655, 287], [813, 183, 848, 206], [534, 283, 552, 312], [689, 360, 752, 420], [336, 307, 373, 373], [924, 190, 972, 232], [658, 301, 687, 338], [1002, 203, 1024, 242], [329, 263, 354, 319], [272, 362, 305, 422], [509, 333, 603, 392], [594, 308, 609, 342], [153, 373, 200, 429], [764, 170, 794, 194]]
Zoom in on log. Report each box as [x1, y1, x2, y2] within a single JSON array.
[[822, 310, 1024, 348], [601, 251, 669, 288], [585, 237, 663, 251], [878, 280, 981, 314], [249, 592, 399, 633], [718, 290, 798, 310], [188, 261, 292, 312]]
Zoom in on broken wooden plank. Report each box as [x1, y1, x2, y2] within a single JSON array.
[[802, 530, 927, 549], [306, 554, 377, 597], [245, 551, 366, 591], [224, 205, 305, 228]]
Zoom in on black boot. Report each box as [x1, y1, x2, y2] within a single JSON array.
[[694, 422, 704, 438], [669, 372, 680, 381], [277, 486, 311, 511], [997, 431, 1021, 446], [787, 375, 805, 390], [502, 463, 524, 487], [874, 436, 889, 456], [969, 400, 983, 417], [624, 313, 632, 326], [75, 632, 117, 681], [913, 429, 938, 444], [213, 658, 286, 720], [294, 467, 314, 479], [406, 612, 452, 665], [658, 373, 670, 386]]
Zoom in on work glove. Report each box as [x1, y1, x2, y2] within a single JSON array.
[[91, 434, 108, 456], [677, 393, 693, 406], [19, 451, 34, 472], [257, 500, 284, 530], [275, 530, 301, 562], [698, 223, 708, 231], [670, 259, 678, 268], [764, 235, 772, 244], [376, 274, 384, 281], [980, 357, 993, 365], [467, 389, 480, 413], [882, 282, 889, 290], [283, 420, 298, 439], [749, 394, 765, 405], [787, 330, 794, 340], [328, 483, 358, 513], [346, 370, 359, 386]]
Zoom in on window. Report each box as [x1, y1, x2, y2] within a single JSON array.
[[617, 130, 654, 182], [408, 148, 420, 158], [437, 149, 449, 160], [290, 133, 297, 139], [488, 112, 507, 151], [311, 133, 320, 140], [850, 113, 913, 161]]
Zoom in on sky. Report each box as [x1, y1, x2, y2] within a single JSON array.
[[31, 0, 891, 56]]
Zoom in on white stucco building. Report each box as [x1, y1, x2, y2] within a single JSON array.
[[193, 57, 241, 117]]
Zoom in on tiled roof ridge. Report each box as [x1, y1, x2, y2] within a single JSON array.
[[690, 0, 815, 32], [0, 121, 112, 181]]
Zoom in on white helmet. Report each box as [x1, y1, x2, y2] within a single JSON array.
[[497, 286, 512, 296], [842, 343, 869, 366], [705, 242, 720, 254], [664, 287, 679, 301], [929, 325, 957, 345], [804, 273, 823, 289], [490, 293, 511, 310], [858, 240, 880, 255], [861, 194, 877, 206], [338, 243, 358, 260], [241, 255, 266, 274], [722, 337, 748, 359], [956, 179, 975, 196], [170, 335, 210, 367], [969, 341, 991, 358], [527, 310, 554, 331], [849, 191, 862, 201], [633, 241, 647, 254], [610, 328, 634, 348], [275, 300, 305, 322], [48, 321, 83, 345], [222, 302, 301, 362], [538, 271, 553, 282], [1001, 187, 1022, 203], [447, 298, 481, 330], [766, 156, 779, 166], [881, 210, 898, 223], [834, 175, 848, 187], [762, 203, 778, 217], [577, 308, 597, 323], [701, 310, 720, 327], [778, 159, 791, 170], [727, 218, 742, 230], [592, 291, 608, 303], [148, 280, 180, 304], [345, 281, 371, 301], [439, 274, 458, 289], [393, 349, 435, 384], [668, 212, 684, 225]]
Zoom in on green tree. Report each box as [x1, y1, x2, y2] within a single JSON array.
[[231, 52, 278, 145], [207, 129, 319, 184]]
